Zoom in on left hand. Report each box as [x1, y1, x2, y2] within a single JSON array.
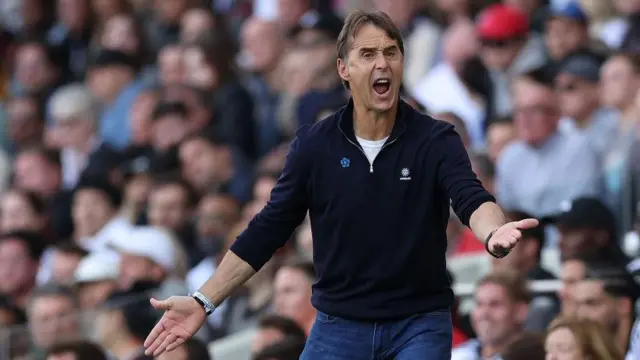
[[488, 218, 540, 256]]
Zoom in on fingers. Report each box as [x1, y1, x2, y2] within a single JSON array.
[[154, 333, 178, 357], [165, 337, 186, 352], [144, 320, 164, 348], [150, 297, 172, 311], [515, 218, 539, 229], [144, 323, 168, 356]]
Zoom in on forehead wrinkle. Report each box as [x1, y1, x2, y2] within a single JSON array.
[[351, 34, 396, 51]]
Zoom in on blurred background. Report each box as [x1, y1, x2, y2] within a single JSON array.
[[0, 0, 640, 359]]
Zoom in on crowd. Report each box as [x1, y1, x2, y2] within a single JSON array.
[[0, 0, 639, 359]]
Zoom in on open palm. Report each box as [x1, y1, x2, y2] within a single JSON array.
[[144, 296, 206, 357]]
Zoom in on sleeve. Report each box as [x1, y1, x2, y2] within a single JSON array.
[[435, 125, 496, 226], [230, 128, 311, 271]]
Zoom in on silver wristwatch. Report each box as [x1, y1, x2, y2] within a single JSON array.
[[190, 291, 216, 316]]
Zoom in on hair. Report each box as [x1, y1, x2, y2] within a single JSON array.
[[547, 317, 624, 360], [3, 188, 47, 215], [280, 257, 316, 283], [53, 241, 89, 258], [610, 52, 640, 74], [436, 112, 469, 142], [16, 145, 61, 168], [0, 231, 45, 261], [46, 340, 108, 360], [252, 336, 307, 360], [151, 101, 189, 122], [258, 314, 307, 341], [582, 257, 639, 301], [188, 31, 238, 85], [501, 332, 545, 360], [27, 283, 78, 314], [14, 36, 67, 73], [6, 92, 46, 123], [183, 338, 212, 360], [49, 83, 100, 125], [518, 66, 556, 88], [506, 210, 544, 259], [335, 10, 404, 89], [0, 295, 27, 325], [477, 269, 531, 303], [150, 173, 198, 207]]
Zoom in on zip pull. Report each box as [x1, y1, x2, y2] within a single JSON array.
[[370, 164, 374, 173]]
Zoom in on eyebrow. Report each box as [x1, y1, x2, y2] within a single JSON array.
[[359, 45, 398, 53]]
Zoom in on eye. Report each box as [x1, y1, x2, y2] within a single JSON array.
[[384, 49, 396, 57], [362, 51, 373, 58]]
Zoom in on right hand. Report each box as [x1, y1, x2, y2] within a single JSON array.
[[144, 296, 207, 357]]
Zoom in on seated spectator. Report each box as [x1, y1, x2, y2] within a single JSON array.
[[470, 152, 495, 195], [157, 43, 185, 87], [180, 7, 218, 43], [545, 317, 624, 360], [452, 270, 531, 360], [574, 258, 639, 357], [0, 231, 44, 308], [5, 93, 45, 154], [149, 101, 191, 153], [273, 258, 316, 335], [252, 314, 306, 355], [0, 188, 48, 235], [49, 84, 122, 190], [192, 191, 240, 261], [544, 2, 593, 64], [496, 68, 601, 218], [27, 284, 81, 354], [49, 242, 88, 285], [108, 226, 189, 299], [501, 332, 545, 360], [73, 252, 119, 309], [486, 117, 515, 163], [253, 336, 306, 360], [96, 285, 158, 360], [156, 338, 211, 360], [128, 88, 160, 148], [46, 340, 108, 360], [0, 295, 26, 326]]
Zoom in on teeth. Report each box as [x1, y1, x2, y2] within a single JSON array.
[[375, 79, 389, 85]]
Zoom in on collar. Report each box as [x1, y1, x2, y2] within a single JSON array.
[[337, 98, 408, 144]]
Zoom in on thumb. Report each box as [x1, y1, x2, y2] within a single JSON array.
[[515, 218, 539, 229], [150, 298, 172, 311]]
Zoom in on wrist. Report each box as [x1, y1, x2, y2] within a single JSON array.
[[485, 229, 507, 259], [190, 291, 216, 316]]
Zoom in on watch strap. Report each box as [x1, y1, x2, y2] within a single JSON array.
[[190, 291, 215, 316], [485, 230, 508, 259]]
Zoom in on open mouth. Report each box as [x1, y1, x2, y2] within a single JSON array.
[[372, 78, 391, 95]]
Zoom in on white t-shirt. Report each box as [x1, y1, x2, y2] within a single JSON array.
[[356, 136, 388, 165]]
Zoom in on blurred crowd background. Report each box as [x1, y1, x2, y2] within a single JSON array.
[[0, 0, 640, 359]]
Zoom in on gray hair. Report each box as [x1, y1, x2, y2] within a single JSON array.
[[49, 84, 101, 125], [26, 283, 79, 316]]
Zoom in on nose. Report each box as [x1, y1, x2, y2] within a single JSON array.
[[374, 51, 390, 70]]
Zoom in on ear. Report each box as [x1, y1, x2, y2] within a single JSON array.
[[337, 57, 350, 85]]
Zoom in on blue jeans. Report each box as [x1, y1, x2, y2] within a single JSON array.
[[300, 309, 452, 360]]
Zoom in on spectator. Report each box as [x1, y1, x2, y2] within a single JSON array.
[[144, 0, 190, 55], [12, 38, 65, 100], [155, 338, 212, 360], [252, 336, 306, 360], [49, 0, 93, 81], [0, 295, 27, 326], [157, 43, 185, 87], [149, 101, 191, 153], [252, 314, 306, 355], [118, 153, 154, 224], [273, 259, 316, 335], [574, 259, 639, 357], [91, 0, 131, 26], [435, 112, 472, 149], [27, 284, 80, 353], [5, 93, 45, 154], [128, 87, 161, 148], [46, 340, 108, 360], [0, 231, 44, 308], [180, 7, 218, 44], [0, 188, 47, 234], [496, 68, 601, 218], [191, 191, 240, 263], [486, 116, 515, 164], [544, 2, 592, 64], [469, 152, 495, 195], [73, 252, 119, 309], [49, 242, 88, 285], [501, 332, 545, 360], [555, 50, 617, 157], [48, 83, 122, 189], [452, 270, 531, 360], [98, 13, 152, 76], [96, 286, 158, 360], [545, 317, 624, 360]]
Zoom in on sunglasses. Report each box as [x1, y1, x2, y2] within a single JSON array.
[[480, 37, 523, 48]]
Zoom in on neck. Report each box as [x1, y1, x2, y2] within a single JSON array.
[[352, 102, 397, 140], [302, 311, 316, 335], [481, 343, 505, 359], [109, 337, 142, 360]]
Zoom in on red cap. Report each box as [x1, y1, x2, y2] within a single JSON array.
[[476, 4, 529, 40]]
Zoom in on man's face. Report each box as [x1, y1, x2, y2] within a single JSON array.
[[15, 44, 54, 92], [159, 45, 185, 86], [29, 295, 79, 348], [72, 189, 115, 239], [118, 253, 160, 289], [179, 139, 218, 192], [252, 327, 285, 354], [558, 228, 605, 261], [7, 97, 42, 145], [273, 267, 314, 327], [0, 239, 38, 296], [53, 116, 93, 150], [513, 78, 559, 146], [79, 280, 117, 309], [87, 66, 130, 103], [601, 56, 639, 110], [51, 251, 83, 285], [1, 191, 42, 233], [487, 122, 515, 163], [338, 24, 403, 113], [558, 259, 586, 316], [148, 184, 190, 231], [197, 195, 238, 241], [180, 9, 215, 43], [479, 37, 523, 71], [241, 19, 282, 73], [471, 283, 523, 347], [555, 73, 599, 121], [151, 114, 188, 151], [545, 18, 588, 61], [14, 152, 61, 198], [574, 280, 621, 332]]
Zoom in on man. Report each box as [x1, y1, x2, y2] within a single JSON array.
[[27, 284, 81, 353], [145, 10, 537, 359], [73, 252, 119, 309], [252, 314, 306, 355], [452, 270, 530, 360], [273, 259, 316, 335], [5, 93, 45, 154], [0, 231, 44, 308], [46, 341, 108, 360]]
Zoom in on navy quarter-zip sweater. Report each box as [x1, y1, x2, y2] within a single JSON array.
[[231, 99, 495, 321]]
